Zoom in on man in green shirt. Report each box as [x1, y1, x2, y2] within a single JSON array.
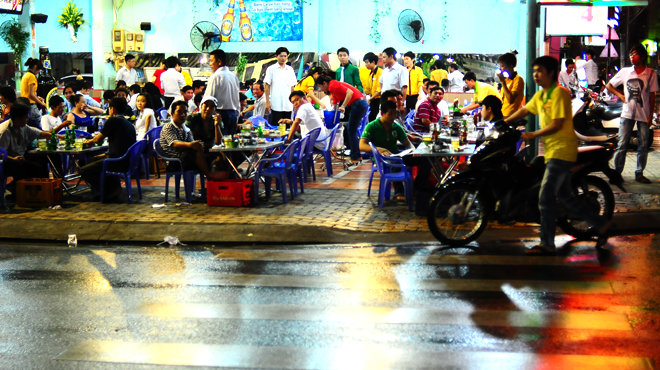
[[336, 47, 363, 93], [359, 100, 413, 156]]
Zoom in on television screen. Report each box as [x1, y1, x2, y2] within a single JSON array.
[[0, 0, 23, 14], [545, 5, 608, 36]]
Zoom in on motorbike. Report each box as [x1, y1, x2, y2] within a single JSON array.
[[426, 120, 626, 246]]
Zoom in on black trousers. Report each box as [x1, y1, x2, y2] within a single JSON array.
[[4, 154, 49, 184], [406, 94, 419, 114], [79, 158, 125, 198], [368, 98, 380, 122], [162, 96, 175, 110]]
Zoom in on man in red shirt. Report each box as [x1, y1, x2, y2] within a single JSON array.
[[317, 75, 369, 165], [413, 86, 446, 133]]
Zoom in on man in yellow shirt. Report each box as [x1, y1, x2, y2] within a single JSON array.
[[362, 52, 383, 121], [460, 72, 501, 114], [403, 51, 424, 114], [505, 56, 610, 254], [430, 60, 448, 85], [497, 52, 525, 118]]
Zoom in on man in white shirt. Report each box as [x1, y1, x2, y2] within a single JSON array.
[[280, 90, 327, 150], [168, 85, 197, 115], [40, 95, 71, 132], [558, 58, 579, 95], [160, 56, 186, 110], [606, 44, 659, 183], [264, 47, 297, 127], [376, 47, 409, 104], [204, 49, 240, 135], [115, 54, 138, 86], [583, 50, 599, 86], [447, 63, 466, 92]]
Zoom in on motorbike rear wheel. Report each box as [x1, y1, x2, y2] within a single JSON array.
[[427, 185, 488, 245], [557, 175, 615, 239]]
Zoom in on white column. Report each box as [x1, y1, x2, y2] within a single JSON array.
[[91, 0, 114, 89]]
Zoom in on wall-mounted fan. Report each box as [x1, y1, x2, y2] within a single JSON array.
[[398, 9, 425, 43], [190, 21, 222, 53]]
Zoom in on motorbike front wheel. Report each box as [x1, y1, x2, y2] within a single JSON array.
[[427, 185, 488, 245], [557, 175, 615, 239]]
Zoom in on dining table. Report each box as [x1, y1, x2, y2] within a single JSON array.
[[209, 141, 283, 179], [406, 142, 476, 184], [28, 144, 108, 194]]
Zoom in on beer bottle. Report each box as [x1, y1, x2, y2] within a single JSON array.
[[220, 0, 236, 42], [238, 0, 254, 42]]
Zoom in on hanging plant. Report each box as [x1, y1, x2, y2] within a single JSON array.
[[0, 19, 30, 67], [235, 54, 248, 78], [58, 1, 85, 42], [369, 0, 392, 44]]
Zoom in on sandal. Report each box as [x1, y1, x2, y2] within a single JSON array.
[[525, 245, 556, 256]]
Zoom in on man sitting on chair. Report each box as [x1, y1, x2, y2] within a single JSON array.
[[158, 100, 226, 181], [279, 91, 327, 150], [359, 100, 413, 156]]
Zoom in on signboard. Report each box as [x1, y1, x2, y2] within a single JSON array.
[[212, 0, 303, 42], [545, 6, 608, 35], [0, 0, 23, 14]]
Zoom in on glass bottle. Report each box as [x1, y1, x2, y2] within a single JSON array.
[[220, 0, 236, 42], [238, 0, 253, 42]]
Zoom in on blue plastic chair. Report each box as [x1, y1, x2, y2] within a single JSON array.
[[254, 139, 300, 204], [0, 146, 7, 208], [301, 127, 322, 183], [369, 142, 413, 211], [156, 108, 168, 121], [290, 135, 307, 197], [153, 139, 205, 203], [249, 115, 276, 130], [100, 140, 147, 203], [57, 129, 94, 138], [314, 123, 341, 178], [143, 125, 163, 180], [323, 110, 341, 129]]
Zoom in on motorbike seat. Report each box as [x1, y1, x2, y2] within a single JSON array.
[[576, 145, 608, 162], [592, 101, 622, 121], [575, 130, 617, 144]]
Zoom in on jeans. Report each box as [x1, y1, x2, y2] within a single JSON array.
[[219, 109, 239, 136], [614, 118, 650, 176], [539, 159, 604, 248], [346, 99, 368, 161]]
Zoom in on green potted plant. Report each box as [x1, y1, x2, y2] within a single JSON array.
[[0, 19, 30, 69], [58, 1, 85, 42]]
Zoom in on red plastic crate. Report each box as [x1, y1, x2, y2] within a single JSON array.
[[207, 179, 253, 207], [16, 178, 62, 208]]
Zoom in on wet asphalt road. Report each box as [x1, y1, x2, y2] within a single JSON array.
[[0, 235, 659, 369]]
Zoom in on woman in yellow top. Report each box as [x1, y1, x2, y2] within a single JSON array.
[[430, 60, 448, 84], [294, 66, 325, 109], [362, 52, 383, 121], [20, 58, 48, 127], [497, 52, 525, 118]]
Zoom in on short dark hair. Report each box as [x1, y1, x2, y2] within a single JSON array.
[[480, 95, 503, 121], [422, 78, 430, 84], [82, 80, 93, 90], [115, 87, 130, 96], [0, 86, 16, 102], [316, 75, 332, 85], [10, 103, 30, 119], [497, 52, 517, 67], [363, 52, 379, 64], [129, 84, 141, 94], [68, 93, 84, 106], [170, 100, 188, 114], [429, 86, 444, 94], [584, 50, 594, 58], [441, 78, 449, 89], [289, 90, 306, 100], [165, 56, 180, 69], [181, 85, 193, 93], [565, 58, 575, 68], [463, 72, 476, 82], [533, 56, 560, 81], [380, 99, 398, 114], [48, 95, 64, 108], [629, 43, 648, 65], [381, 89, 402, 100], [124, 54, 136, 62], [307, 66, 323, 77], [449, 63, 459, 70], [192, 80, 206, 90], [252, 80, 265, 91], [382, 47, 397, 58], [337, 47, 349, 55], [404, 51, 415, 60], [116, 80, 127, 88], [209, 49, 226, 66], [275, 47, 289, 56], [194, 92, 204, 107], [109, 97, 129, 113], [428, 80, 440, 89], [103, 90, 115, 100], [239, 92, 247, 101], [63, 84, 75, 93]]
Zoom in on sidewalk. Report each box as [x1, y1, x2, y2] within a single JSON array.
[[2, 150, 660, 244]]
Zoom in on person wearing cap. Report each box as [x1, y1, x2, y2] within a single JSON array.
[[186, 96, 225, 167], [204, 49, 240, 136], [460, 72, 501, 114]]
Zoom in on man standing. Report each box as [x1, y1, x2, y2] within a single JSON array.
[[362, 52, 383, 122], [81, 98, 136, 202], [460, 72, 501, 114], [335, 47, 363, 92], [160, 56, 186, 110], [505, 56, 610, 254], [497, 52, 525, 118], [584, 50, 599, 87], [377, 47, 409, 106], [607, 44, 658, 184], [204, 49, 240, 135], [115, 54, 138, 86], [264, 47, 298, 127], [159, 101, 225, 181], [403, 51, 424, 114], [447, 63, 465, 92], [242, 80, 266, 118], [558, 58, 579, 95], [413, 86, 447, 133]]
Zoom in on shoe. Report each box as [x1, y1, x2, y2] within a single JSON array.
[[525, 245, 556, 255], [635, 174, 651, 184]]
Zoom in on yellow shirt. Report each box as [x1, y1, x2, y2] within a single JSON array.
[[362, 67, 383, 97], [473, 81, 501, 103], [20, 72, 38, 103], [525, 84, 577, 162], [408, 66, 424, 95], [501, 74, 525, 118], [182, 70, 193, 87], [430, 69, 448, 83], [294, 75, 315, 94]]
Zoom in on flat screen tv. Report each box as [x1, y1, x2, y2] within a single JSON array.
[[0, 0, 23, 15]]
